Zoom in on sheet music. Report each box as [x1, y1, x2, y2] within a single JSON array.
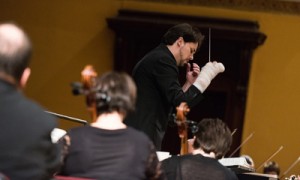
[[156, 151, 171, 161], [51, 128, 67, 143], [219, 157, 255, 173], [219, 157, 252, 167], [238, 173, 279, 180]]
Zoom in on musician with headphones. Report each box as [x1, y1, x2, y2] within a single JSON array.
[[57, 71, 164, 180]]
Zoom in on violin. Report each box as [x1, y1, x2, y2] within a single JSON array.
[[71, 65, 98, 122], [175, 102, 190, 155], [80, 65, 98, 122]]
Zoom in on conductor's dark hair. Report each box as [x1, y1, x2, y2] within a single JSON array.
[[193, 118, 232, 159], [161, 23, 204, 48], [95, 71, 136, 116]]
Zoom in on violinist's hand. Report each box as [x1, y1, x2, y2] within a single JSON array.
[[193, 61, 225, 93], [186, 63, 200, 84]]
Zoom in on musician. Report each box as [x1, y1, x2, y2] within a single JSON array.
[[58, 72, 164, 180], [124, 23, 225, 150], [161, 118, 238, 180], [263, 161, 280, 177], [0, 22, 60, 179]]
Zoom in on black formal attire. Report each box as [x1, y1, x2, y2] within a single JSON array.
[[124, 43, 204, 150], [161, 154, 238, 180], [58, 126, 164, 180], [0, 79, 60, 180]]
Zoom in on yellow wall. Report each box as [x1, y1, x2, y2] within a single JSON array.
[[1, 0, 300, 177], [0, 0, 121, 128]]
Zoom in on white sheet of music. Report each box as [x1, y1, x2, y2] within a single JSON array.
[[156, 151, 171, 161], [51, 128, 67, 143]]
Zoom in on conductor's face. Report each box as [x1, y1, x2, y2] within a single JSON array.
[[178, 41, 198, 67]]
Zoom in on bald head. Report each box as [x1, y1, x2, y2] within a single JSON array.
[[0, 23, 29, 54], [0, 23, 32, 84]]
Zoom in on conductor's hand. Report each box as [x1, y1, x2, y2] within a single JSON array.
[[193, 61, 225, 93], [186, 62, 200, 84]]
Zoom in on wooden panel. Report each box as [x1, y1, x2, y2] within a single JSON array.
[[123, 0, 300, 15]]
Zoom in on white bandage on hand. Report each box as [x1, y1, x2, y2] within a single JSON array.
[[193, 61, 225, 93]]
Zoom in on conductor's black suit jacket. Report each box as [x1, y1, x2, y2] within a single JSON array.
[[125, 44, 204, 150]]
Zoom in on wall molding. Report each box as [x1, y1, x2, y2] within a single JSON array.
[[126, 0, 300, 15]]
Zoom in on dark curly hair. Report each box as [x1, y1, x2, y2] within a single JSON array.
[[193, 118, 232, 159], [161, 23, 204, 49]]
